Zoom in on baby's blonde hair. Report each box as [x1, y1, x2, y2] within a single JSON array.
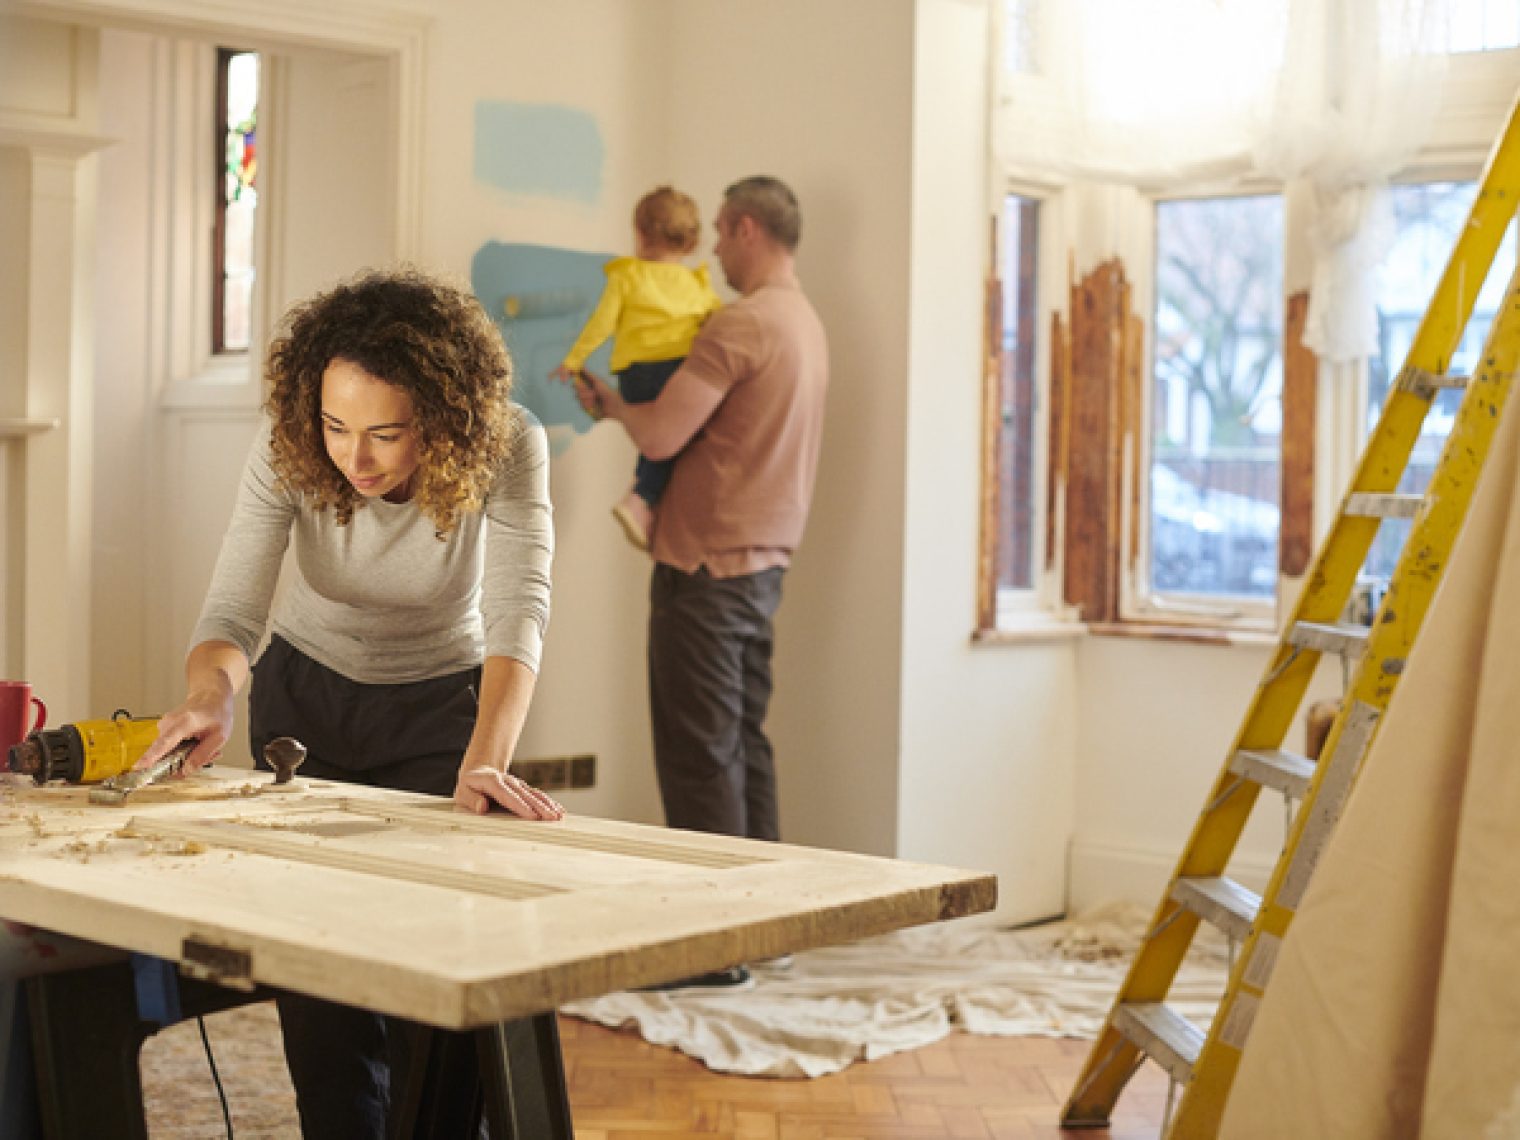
[[634, 185, 702, 255]]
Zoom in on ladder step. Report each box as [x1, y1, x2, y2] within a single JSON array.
[[1288, 621, 1370, 657], [1171, 875, 1261, 942], [1230, 749, 1315, 799], [1397, 366, 1470, 396], [1113, 1002, 1204, 1084], [1345, 492, 1424, 519]]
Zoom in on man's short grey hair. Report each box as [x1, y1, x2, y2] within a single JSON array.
[[724, 176, 801, 251]]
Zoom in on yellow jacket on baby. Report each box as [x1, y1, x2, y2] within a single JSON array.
[[562, 257, 723, 374]]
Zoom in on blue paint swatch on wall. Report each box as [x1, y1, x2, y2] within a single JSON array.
[[471, 241, 614, 453], [474, 101, 603, 204]]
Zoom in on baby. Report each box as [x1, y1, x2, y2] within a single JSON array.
[[551, 185, 721, 549]]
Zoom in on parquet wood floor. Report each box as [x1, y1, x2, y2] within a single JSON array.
[[560, 1016, 1171, 1140]]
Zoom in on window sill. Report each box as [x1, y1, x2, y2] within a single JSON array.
[[1086, 620, 1278, 648], [973, 614, 1087, 646], [159, 356, 261, 411]]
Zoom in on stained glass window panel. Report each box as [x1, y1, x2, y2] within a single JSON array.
[[218, 50, 259, 354]]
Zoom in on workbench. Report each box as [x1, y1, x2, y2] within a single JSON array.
[[0, 770, 996, 1137]]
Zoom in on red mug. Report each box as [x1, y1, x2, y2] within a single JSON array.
[[0, 681, 47, 754]]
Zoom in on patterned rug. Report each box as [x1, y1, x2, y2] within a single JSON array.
[[142, 1002, 298, 1138]]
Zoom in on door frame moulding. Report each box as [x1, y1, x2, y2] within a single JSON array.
[[14, 0, 429, 260]]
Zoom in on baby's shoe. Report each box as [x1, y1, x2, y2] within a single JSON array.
[[612, 490, 654, 552]]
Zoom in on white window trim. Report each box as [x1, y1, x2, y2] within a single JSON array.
[[146, 39, 274, 411], [992, 178, 1084, 632]]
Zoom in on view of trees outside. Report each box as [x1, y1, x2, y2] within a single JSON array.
[[1362, 181, 1519, 582], [1149, 195, 1284, 599]]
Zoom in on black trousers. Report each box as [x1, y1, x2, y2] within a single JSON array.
[[647, 564, 784, 841], [249, 636, 485, 1140]]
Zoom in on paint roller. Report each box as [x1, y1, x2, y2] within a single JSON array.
[[501, 288, 587, 320]]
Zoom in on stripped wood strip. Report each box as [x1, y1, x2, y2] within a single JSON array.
[[338, 800, 765, 869], [125, 817, 562, 901]]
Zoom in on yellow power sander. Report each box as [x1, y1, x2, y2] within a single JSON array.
[[6, 710, 194, 804]]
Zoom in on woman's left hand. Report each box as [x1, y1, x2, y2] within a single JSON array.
[[453, 766, 565, 820]]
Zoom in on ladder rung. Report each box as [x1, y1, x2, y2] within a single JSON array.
[[1288, 621, 1370, 658], [1345, 492, 1423, 520], [1230, 749, 1314, 799], [1113, 1002, 1203, 1084], [1171, 875, 1261, 942], [1396, 366, 1470, 396]]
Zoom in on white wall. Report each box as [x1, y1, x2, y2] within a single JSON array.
[[900, 0, 1077, 919], [1069, 637, 1343, 908], [661, 0, 919, 859], [273, 51, 394, 305], [0, 12, 103, 723], [416, 0, 680, 828], [89, 27, 155, 722]]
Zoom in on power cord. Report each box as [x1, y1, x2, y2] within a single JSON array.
[[196, 1014, 235, 1139]]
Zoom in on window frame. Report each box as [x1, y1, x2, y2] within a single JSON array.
[[154, 42, 275, 410], [1122, 183, 1288, 631], [982, 28, 1519, 639], [978, 179, 1076, 636]]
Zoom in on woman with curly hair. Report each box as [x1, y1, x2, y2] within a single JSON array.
[[139, 266, 561, 1136]]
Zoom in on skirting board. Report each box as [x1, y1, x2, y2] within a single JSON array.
[[1068, 839, 1276, 914]]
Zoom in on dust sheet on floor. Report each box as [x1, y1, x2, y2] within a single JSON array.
[[561, 901, 1230, 1078]]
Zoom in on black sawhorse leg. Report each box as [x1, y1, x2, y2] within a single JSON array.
[[25, 958, 265, 1140], [390, 1012, 574, 1139], [26, 959, 574, 1139]]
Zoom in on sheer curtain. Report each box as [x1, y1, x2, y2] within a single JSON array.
[[998, 0, 1450, 362], [1253, 0, 1449, 360], [996, 0, 1287, 183]]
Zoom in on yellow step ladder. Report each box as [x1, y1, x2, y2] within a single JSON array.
[[1061, 99, 1520, 1138]]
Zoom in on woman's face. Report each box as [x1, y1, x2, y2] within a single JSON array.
[[320, 358, 422, 502]]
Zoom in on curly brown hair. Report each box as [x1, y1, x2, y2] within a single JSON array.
[[263, 267, 516, 536]]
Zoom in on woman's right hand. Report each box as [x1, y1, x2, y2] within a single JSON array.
[[136, 683, 234, 774], [135, 642, 249, 774]]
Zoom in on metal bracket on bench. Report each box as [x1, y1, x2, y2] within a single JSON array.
[[179, 936, 255, 992]]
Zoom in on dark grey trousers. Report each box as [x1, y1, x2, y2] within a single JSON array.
[[648, 563, 785, 841]]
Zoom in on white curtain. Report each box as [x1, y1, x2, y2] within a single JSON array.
[[997, 0, 1451, 362], [1253, 0, 1450, 360], [996, 0, 1287, 183]]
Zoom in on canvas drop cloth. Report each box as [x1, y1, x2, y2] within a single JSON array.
[[1221, 369, 1520, 1139], [562, 902, 1228, 1079]]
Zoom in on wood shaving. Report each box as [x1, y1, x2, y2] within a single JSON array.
[[232, 816, 302, 831], [137, 839, 207, 857], [58, 837, 114, 863]]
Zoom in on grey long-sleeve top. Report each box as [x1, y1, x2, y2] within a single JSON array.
[[190, 411, 553, 683]]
